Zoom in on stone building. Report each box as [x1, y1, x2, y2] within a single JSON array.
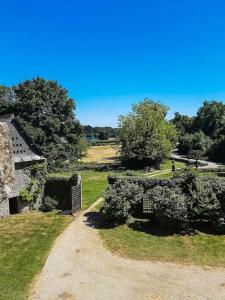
[[0, 114, 45, 217]]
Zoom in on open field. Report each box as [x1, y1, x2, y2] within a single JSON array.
[[99, 223, 225, 268], [0, 212, 72, 300], [81, 144, 120, 164]]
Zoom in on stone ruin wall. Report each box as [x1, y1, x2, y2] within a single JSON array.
[[0, 122, 15, 216]]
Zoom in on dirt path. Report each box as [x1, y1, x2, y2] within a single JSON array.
[[32, 200, 225, 300]]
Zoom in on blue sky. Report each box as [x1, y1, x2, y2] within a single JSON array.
[[1, 0, 225, 126]]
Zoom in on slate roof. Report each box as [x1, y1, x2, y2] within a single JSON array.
[[0, 114, 45, 164]]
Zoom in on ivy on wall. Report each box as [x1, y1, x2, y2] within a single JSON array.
[[19, 162, 47, 209]]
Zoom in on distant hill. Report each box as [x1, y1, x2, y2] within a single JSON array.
[[83, 125, 117, 140]]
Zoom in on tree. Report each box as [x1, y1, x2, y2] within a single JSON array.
[[171, 112, 193, 135], [178, 131, 212, 157], [12, 77, 83, 170], [98, 131, 109, 140], [208, 136, 225, 162], [193, 101, 225, 138], [0, 85, 14, 115], [118, 99, 177, 168]]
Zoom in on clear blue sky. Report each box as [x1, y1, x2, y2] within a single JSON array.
[[1, 0, 225, 126]]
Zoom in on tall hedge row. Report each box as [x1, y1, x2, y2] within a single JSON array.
[[44, 174, 78, 210], [101, 172, 225, 233]]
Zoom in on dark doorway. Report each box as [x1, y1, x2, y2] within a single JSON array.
[[9, 197, 18, 214]]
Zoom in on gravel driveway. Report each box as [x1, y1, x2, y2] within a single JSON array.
[[31, 200, 225, 300]]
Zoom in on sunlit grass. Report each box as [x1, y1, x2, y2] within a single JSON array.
[[100, 223, 225, 267], [0, 212, 72, 300]]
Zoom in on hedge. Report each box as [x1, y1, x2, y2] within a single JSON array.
[[44, 174, 78, 210], [102, 172, 225, 233]]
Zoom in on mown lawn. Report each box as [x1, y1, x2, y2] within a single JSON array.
[[99, 224, 225, 267], [0, 212, 72, 300], [80, 170, 109, 208]]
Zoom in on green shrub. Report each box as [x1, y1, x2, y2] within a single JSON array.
[[40, 196, 57, 212], [144, 186, 188, 230], [103, 171, 225, 233], [101, 180, 143, 224]]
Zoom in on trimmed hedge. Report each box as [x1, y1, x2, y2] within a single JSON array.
[[44, 174, 78, 210], [102, 172, 225, 233]]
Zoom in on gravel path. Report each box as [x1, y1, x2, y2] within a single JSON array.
[[32, 200, 225, 300]]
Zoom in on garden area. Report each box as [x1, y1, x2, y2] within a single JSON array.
[[97, 168, 225, 268]]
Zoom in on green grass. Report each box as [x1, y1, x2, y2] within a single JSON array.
[[99, 223, 225, 267], [48, 170, 109, 209], [160, 159, 186, 170], [80, 170, 109, 208], [0, 212, 72, 300]]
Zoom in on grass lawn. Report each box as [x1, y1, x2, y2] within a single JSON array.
[[80, 170, 109, 208], [48, 170, 110, 209], [0, 212, 72, 300], [160, 159, 185, 170], [99, 223, 225, 267]]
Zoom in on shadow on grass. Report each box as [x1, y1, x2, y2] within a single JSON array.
[[84, 211, 222, 237], [84, 211, 119, 229]]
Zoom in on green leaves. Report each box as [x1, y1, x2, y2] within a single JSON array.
[[118, 99, 177, 167]]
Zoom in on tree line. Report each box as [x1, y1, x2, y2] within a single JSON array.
[[171, 101, 225, 162], [1, 76, 224, 171]]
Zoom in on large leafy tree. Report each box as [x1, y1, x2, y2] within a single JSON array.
[[118, 99, 177, 168], [11, 78, 83, 170], [171, 112, 194, 135], [0, 85, 14, 115], [193, 101, 225, 138]]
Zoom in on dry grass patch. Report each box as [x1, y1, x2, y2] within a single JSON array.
[[82, 144, 120, 164]]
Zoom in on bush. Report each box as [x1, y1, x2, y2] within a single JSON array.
[[101, 180, 143, 224], [40, 196, 57, 212], [102, 171, 225, 233], [144, 186, 188, 230]]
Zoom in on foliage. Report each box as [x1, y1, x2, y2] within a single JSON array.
[[0, 78, 84, 170], [101, 180, 143, 224], [144, 186, 188, 230], [0, 85, 14, 115], [84, 125, 117, 139], [19, 162, 47, 209], [193, 100, 225, 137], [102, 171, 225, 233], [171, 112, 194, 135], [208, 135, 225, 162], [178, 131, 212, 157], [98, 131, 109, 140], [118, 99, 177, 168], [40, 196, 58, 212]]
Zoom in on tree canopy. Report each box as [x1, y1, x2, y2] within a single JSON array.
[[118, 99, 177, 168], [0, 78, 84, 170]]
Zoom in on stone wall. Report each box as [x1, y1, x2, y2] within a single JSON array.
[[0, 122, 15, 216]]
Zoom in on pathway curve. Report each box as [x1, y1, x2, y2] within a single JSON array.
[[32, 199, 225, 300]]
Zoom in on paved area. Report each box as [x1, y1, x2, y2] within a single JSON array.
[[32, 199, 225, 300]]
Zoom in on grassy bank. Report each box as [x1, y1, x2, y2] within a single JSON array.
[[0, 212, 72, 300], [99, 223, 225, 267]]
